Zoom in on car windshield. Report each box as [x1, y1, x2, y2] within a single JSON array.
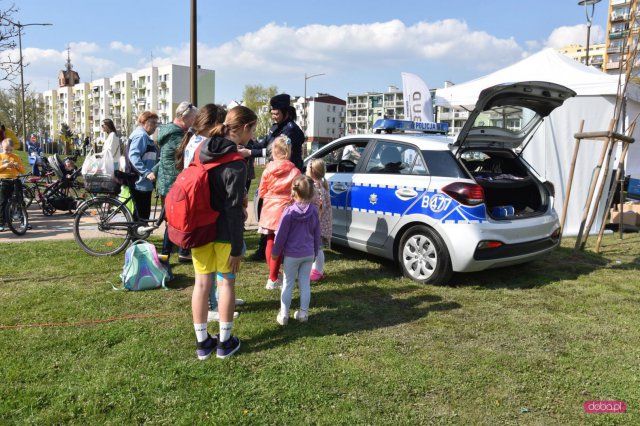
[[471, 106, 539, 133]]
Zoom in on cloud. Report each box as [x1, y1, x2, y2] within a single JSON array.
[[68, 41, 100, 54], [545, 24, 605, 49], [110, 41, 140, 54]]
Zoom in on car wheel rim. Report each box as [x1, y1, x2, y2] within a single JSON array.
[[403, 234, 437, 280]]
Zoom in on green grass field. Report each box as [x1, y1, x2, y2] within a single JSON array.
[[1, 231, 639, 424]]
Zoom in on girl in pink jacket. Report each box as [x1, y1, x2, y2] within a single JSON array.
[[258, 136, 301, 289]]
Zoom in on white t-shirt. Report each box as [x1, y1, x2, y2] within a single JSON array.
[[183, 134, 209, 169], [102, 132, 120, 159]]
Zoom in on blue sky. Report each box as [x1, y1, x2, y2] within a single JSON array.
[[6, 0, 609, 104]]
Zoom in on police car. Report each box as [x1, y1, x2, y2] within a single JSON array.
[[303, 81, 576, 285]]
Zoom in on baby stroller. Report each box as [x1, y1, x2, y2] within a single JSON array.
[[36, 154, 82, 215]]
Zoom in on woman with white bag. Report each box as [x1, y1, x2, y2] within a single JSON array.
[[101, 118, 123, 171]]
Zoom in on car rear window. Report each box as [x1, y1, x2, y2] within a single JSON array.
[[421, 150, 468, 178]]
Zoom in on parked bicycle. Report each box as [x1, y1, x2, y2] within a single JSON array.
[[73, 171, 165, 256], [1, 177, 28, 235]]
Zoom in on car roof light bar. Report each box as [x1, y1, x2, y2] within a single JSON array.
[[372, 119, 449, 134]]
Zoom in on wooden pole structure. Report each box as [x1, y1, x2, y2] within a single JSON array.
[[594, 134, 633, 253], [573, 119, 615, 250], [559, 120, 585, 241], [579, 126, 620, 250]]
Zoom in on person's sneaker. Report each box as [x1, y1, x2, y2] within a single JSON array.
[[265, 278, 281, 290], [196, 334, 218, 360], [276, 311, 289, 326], [247, 250, 266, 262], [216, 336, 241, 359], [207, 310, 239, 322], [310, 269, 324, 282], [293, 310, 308, 322], [235, 298, 245, 306]]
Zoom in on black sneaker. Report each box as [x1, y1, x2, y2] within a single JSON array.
[[247, 250, 265, 262], [216, 336, 241, 359], [196, 334, 217, 360]]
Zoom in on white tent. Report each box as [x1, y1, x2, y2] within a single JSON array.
[[434, 48, 640, 237]]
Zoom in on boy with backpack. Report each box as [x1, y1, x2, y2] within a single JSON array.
[[166, 106, 256, 360]]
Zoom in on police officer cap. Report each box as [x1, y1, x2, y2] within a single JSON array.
[[270, 94, 290, 110]]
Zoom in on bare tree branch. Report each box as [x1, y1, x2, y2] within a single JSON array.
[[0, 3, 21, 82]]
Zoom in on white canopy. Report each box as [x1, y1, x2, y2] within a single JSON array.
[[434, 48, 640, 237], [435, 48, 640, 108]]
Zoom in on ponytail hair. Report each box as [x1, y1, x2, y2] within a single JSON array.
[[176, 103, 226, 170], [307, 158, 329, 192], [291, 175, 315, 203], [209, 105, 257, 138]]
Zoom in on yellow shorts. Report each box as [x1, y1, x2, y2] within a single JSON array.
[[191, 242, 233, 275]]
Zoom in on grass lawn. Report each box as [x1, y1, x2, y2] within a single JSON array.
[[1, 231, 639, 424]]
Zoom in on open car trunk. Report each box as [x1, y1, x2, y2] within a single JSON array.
[[460, 149, 550, 219]]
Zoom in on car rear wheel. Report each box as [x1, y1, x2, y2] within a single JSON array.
[[398, 225, 452, 285]]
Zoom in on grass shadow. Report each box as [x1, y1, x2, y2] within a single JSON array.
[[243, 284, 461, 354]]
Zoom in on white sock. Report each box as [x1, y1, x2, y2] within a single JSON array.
[[219, 321, 233, 342], [194, 323, 208, 343]]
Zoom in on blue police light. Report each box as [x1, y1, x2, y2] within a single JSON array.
[[372, 119, 449, 134]]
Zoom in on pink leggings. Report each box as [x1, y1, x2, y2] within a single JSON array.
[[265, 233, 283, 281]]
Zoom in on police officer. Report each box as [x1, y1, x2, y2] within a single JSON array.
[[247, 93, 305, 261]]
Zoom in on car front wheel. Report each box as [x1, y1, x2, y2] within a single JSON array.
[[398, 225, 452, 285]]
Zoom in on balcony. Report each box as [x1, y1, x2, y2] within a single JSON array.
[[356, 116, 367, 123], [606, 61, 621, 70], [608, 46, 623, 54], [346, 116, 357, 123], [590, 56, 604, 65], [355, 103, 367, 109], [137, 97, 146, 104], [611, 13, 630, 22], [611, 0, 630, 5], [609, 30, 629, 39], [158, 81, 167, 88]]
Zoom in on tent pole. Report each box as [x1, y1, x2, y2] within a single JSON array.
[[559, 120, 584, 241], [574, 119, 615, 250]]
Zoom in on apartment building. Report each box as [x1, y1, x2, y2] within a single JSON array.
[[40, 64, 215, 144], [295, 94, 346, 150], [603, 0, 639, 74], [559, 43, 606, 70], [345, 86, 405, 134]]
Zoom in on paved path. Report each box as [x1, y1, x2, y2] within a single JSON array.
[[1, 201, 258, 243]]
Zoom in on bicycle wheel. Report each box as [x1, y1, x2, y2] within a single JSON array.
[[22, 185, 35, 208], [6, 201, 28, 235], [73, 196, 133, 256]]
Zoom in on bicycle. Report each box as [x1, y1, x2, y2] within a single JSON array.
[[1, 177, 29, 235], [73, 173, 165, 256]]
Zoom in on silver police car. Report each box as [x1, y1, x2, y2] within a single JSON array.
[[304, 81, 576, 285]]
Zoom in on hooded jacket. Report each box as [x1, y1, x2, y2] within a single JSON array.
[[199, 136, 247, 257], [248, 118, 305, 175], [257, 159, 300, 231], [272, 202, 320, 259], [153, 122, 183, 196]]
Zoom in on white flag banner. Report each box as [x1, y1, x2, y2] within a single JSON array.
[[401, 72, 434, 122]]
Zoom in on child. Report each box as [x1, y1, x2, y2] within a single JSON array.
[[307, 158, 332, 281], [0, 138, 25, 232], [257, 136, 301, 290], [190, 105, 256, 360], [272, 175, 321, 324]]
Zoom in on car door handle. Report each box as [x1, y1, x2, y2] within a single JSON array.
[[332, 183, 348, 193], [395, 188, 418, 201]]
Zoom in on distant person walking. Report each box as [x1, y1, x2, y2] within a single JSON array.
[[271, 175, 320, 325], [100, 118, 121, 171]]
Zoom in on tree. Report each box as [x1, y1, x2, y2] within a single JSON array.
[[0, 85, 45, 142], [0, 3, 21, 82], [242, 84, 278, 139]]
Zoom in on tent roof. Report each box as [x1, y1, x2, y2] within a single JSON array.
[[435, 48, 640, 108]]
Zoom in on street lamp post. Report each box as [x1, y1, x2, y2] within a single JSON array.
[[303, 72, 325, 136], [1, 19, 52, 150], [578, 0, 602, 67]]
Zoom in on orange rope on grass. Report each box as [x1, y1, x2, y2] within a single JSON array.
[[0, 312, 181, 329]]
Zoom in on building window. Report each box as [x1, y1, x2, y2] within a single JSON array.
[[326, 117, 330, 123]]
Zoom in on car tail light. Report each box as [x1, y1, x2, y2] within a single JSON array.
[[442, 182, 485, 206], [477, 240, 503, 250], [544, 181, 555, 197]]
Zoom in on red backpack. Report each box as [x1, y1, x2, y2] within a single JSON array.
[[165, 148, 244, 249]]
